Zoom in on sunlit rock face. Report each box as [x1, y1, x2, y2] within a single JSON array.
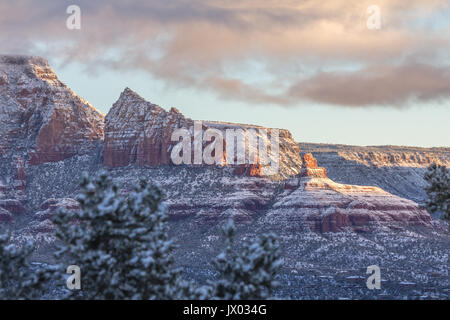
[[103, 88, 303, 178], [103, 88, 194, 167], [263, 173, 433, 233], [299, 143, 450, 204], [299, 153, 327, 178], [0, 55, 104, 165]]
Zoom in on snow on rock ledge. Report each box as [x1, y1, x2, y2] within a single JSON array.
[[264, 172, 433, 233], [103, 88, 303, 178], [0, 55, 104, 165]]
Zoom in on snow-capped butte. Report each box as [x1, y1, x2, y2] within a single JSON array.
[[103, 87, 303, 177], [103, 87, 194, 167]]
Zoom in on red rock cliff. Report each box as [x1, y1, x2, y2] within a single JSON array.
[[0, 55, 104, 165]]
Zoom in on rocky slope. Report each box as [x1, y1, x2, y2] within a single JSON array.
[[0, 54, 104, 227], [300, 143, 450, 205], [264, 176, 432, 233]]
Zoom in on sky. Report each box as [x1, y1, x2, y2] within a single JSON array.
[[1, 0, 449, 147]]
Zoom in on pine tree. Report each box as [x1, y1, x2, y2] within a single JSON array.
[[0, 233, 50, 299], [424, 164, 449, 221], [52, 171, 187, 299], [52, 171, 282, 300], [210, 220, 282, 300]]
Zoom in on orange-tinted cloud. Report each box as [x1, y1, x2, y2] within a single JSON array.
[[1, 0, 449, 107]]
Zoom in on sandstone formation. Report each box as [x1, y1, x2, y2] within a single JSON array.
[[35, 198, 80, 221], [232, 163, 263, 177], [262, 155, 433, 233], [0, 55, 104, 165], [299, 153, 327, 178], [299, 143, 450, 204], [103, 88, 193, 167], [103, 88, 303, 178]]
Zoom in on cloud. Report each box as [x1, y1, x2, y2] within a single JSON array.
[[0, 0, 450, 108], [289, 63, 450, 106]]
